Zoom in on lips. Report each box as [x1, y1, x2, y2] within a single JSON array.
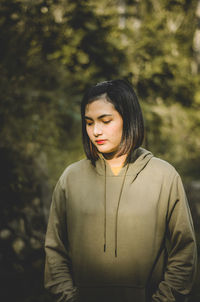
[[95, 139, 107, 145]]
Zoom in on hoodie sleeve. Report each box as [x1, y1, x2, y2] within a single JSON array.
[[152, 173, 197, 302], [44, 180, 79, 302]]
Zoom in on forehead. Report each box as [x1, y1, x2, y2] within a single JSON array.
[[85, 98, 116, 116]]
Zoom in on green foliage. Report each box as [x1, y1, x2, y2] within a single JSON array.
[[122, 0, 198, 106]]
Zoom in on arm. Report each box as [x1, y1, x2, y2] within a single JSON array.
[[152, 174, 197, 302], [44, 180, 78, 302]]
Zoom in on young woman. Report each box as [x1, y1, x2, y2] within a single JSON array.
[[44, 80, 197, 302]]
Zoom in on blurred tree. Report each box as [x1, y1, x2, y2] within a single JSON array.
[[116, 0, 198, 106], [0, 0, 126, 301], [193, 0, 200, 73]]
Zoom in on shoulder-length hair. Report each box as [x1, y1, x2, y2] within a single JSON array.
[[81, 79, 144, 164]]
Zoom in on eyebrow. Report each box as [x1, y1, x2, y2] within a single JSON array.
[[84, 114, 113, 120]]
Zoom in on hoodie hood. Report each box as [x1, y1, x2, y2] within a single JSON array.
[[95, 147, 153, 179]]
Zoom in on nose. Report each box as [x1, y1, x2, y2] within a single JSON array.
[[93, 123, 103, 137]]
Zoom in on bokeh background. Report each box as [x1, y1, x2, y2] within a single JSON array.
[[1, 0, 200, 301]]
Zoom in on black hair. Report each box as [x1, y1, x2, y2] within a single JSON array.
[[81, 79, 144, 163]]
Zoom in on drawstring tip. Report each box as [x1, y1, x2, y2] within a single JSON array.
[[115, 249, 117, 257], [104, 244, 106, 252]]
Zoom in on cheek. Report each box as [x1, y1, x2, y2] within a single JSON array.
[[109, 123, 123, 140], [86, 126, 92, 139]]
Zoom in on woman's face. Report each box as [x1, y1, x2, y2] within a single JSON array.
[[85, 98, 123, 156]]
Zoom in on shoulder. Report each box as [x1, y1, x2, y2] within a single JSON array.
[[150, 156, 176, 171], [148, 155, 179, 179], [59, 158, 92, 187]]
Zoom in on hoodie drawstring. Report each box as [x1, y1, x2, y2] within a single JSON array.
[[115, 163, 129, 257], [103, 162, 129, 257]]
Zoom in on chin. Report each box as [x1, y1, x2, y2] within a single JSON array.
[[96, 146, 113, 153], [95, 144, 119, 155], [97, 148, 111, 154]]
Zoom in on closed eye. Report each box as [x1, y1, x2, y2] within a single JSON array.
[[102, 119, 112, 124], [86, 121, 93, 126]]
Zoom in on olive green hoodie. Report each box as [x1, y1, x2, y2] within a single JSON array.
[[44, 148, 197, 302]]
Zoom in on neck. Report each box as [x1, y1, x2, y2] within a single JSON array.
[[103, 153, 127, 167]]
